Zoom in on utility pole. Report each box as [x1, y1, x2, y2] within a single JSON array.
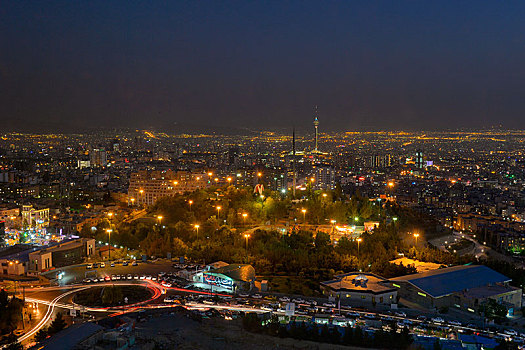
[[292, 127, 296, 198]]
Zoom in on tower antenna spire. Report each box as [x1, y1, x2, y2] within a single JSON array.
[[313, 106, 319, 152], [292, 127, 296, 198]]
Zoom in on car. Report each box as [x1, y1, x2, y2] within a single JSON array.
[[347, 312, 360, 318], [139, 275, 146, 280], [92, 278, 99, 282], [86, 263, 93, 269], [134, 275, 139, 280], [110, 262, 115, 267], [152, 277, 157, 281], [238, 293, 249, 298], [111, 275, 117, 281], [161, 282, 172, 287], [323, 302, 336, 308], [132, 261, 138, 266], [145, 275, 152, 280], [504, 329, 518, 336], [395, 311, 406, 318], [279, 297, 290, 302], [164, 295, 175, 303], [104, 276, 111, 281], [100, 262, 105, 268], [431, 317, 444, 324], [127, 274, 133, 280], [93, 263, 99, 268], [308, 300, 317, 306], [292, 298, 306, 304], [252, 294, 263, 299], [83, 278, 91, 283], [416, 315, 427, 321], [202, 300, 215, 305], [449, 320, 462, 326], [122, 261, 129, 266]]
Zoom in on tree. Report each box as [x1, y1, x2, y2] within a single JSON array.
[[48, 312, 66, 335], [34, 327, 49, 342]]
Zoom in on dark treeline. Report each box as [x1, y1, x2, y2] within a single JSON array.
[[243, 312, 413, 349]]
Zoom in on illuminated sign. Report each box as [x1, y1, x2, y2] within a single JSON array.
[[418, 292, 426, 297], [392, 283, 400, 288], [203, 273, 233, 291]]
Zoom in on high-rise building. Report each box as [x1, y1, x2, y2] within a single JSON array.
[[313, 166, 335, 190], [415, 150, 424, 169], [90, 148, 107, 167], [128, 170, 209, 206]]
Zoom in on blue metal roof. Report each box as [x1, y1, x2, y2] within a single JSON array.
[[391, 265, 511, 298]]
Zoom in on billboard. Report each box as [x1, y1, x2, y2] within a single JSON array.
[[203, 273, 234, 291]]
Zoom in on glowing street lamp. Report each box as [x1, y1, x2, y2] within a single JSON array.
[[194, 224, 200, 237], [387, 181, 394, 188], [357, 237, 362, 257], [354, 217, 359, 222], [414, 233, 420, 245], [301, 208, 307, 223], [106, 229, 113, 261], [188, 200, 193, 211], [157, 215, 163, 225], [216, 206, 221, 218], [107, 212, 114, 219], [322, 193, 327, 198], [242, 213, 248, 225], [244, 233, 251, 249], [227, 177, 232, 185], [130, 197, 135, 206]]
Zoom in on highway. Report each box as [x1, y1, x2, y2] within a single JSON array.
[[13, 261, 524, 347]]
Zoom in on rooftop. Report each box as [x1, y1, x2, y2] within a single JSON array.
[[389, 265, 511, 298], [321, 272, 395, 294]]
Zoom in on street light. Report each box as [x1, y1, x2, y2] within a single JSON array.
[[188, 200, 193, 211], [106, 229, 113, 261], [414, 233, 420, 246], [242, 213, 248, 226], [157, 215, 163, 225], [244, 233, 251, 249], [107, 212, 114, 219], [194, 224, 200, 237], [301, 208, 307, 223], [216, 206, 221, 218], [322, 193, 327, 198], [227, 177, 232, 185], [130, 197, 135, 206], [357, 238, 362, 257], [354, 217, 359, 222]]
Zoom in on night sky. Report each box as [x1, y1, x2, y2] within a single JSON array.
[[2, 1, 525, 132]]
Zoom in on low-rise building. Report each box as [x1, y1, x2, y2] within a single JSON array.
[[28, 238, 96, 274], [192, 261, 256, 293], [386, 265, 521, 314], [320, 272, 397, 306]]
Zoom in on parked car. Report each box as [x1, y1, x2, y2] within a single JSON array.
[[86, 263, 93, 269], [122, 261, 129, 266], [431, 317, 444, 324], [252, 294, 263, 299], [395, 311, 406, 318], [449, 320, 462, 326], [110, 262, 115, 267], [100, 262, 106, 268], [323, 302, 336, 308], [279, 297, 290, 302], [132, 261, 138, 266]]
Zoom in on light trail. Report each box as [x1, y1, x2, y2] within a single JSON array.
[[18, 287, 89, 344]]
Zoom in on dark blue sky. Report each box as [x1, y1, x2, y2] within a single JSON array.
[[1, 1, 525, 131]]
